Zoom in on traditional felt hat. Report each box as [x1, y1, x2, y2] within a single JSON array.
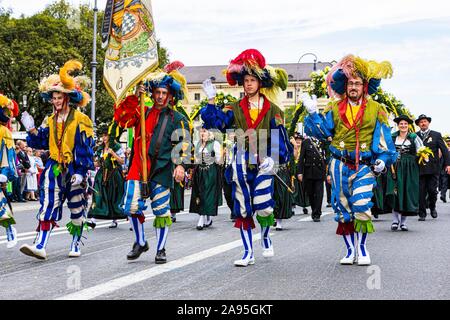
[[394, 114, 413, 125], [96, 123, 110, 136], [415, 114, 432, 125]]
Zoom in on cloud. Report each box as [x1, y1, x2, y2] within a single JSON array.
[[3, 0, 450, 132]]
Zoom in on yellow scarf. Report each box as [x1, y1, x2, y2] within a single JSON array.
[[0, 125, 14, 149], [48, 110, 94, 164]]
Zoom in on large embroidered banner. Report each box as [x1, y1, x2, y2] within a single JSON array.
[[102, 0, 159, 103]]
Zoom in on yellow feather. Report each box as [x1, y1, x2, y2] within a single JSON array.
[[80, 92, 91, 108], [354, 57, 393, 80], [354, 57, 369, 79], [260, 86, 282, 106], [169, 70, 189, 103], [60, 60, 83, 91], [0, 94, 10, 107]]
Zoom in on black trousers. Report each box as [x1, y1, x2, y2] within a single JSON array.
[[12, 175, 23, 201], [223, 174, 234, 216], [439, 172, 449, 199], [419, 174, 439, 217], [305, 179, 324, 219], [326, 181, 331, 204]]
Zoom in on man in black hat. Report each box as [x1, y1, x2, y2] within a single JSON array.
[[415, 114, 450, 220], [297, 136, 326, 222]]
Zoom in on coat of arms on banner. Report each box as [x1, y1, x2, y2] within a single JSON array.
[[103, 0, 159, 103]]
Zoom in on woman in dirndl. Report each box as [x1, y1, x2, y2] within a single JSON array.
[[385, 115, 423, 231], [189, 128, 223, 230]]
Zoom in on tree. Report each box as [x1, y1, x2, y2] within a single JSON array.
[[0, 0, 170, 127]]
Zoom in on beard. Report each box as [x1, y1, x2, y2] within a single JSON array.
[[348, 91, 362, 102]]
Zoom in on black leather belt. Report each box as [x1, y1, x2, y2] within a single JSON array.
[[332, 154, 371, 167]]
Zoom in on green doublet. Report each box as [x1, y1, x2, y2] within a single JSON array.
[[328, 99, 388, 154]]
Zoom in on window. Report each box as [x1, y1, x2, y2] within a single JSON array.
[[287, 91, 293, 99], [240, 92, 245, 99], [194, 93, 201, 101]]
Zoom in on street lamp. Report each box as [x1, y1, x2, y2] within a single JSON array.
[[298, 52, 318, 72], [295, 52, 318, 106], [91, 0, 99, 128], [22, 95, 27, 111]]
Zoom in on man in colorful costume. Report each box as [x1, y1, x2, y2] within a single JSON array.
[[0, 93, 19, 249], [114, 62, 189, 264], [201, 49, 292, 267], [19, 60, 95, 260], [303, 55, 397, 265]]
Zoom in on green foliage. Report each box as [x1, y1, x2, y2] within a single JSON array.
[[286, 103, 307, 137], [371, 88, 414, 119], [0, 0, 169, 128], [284, 105, 296, 135], [305, 66, 331, 98]]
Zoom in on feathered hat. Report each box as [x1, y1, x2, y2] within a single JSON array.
[[225, 49, 288, 103], [0, 93, 19, 123], [144, 61, 189, 104], [326, 54, 393, 98], [39, 60, 91, 108]]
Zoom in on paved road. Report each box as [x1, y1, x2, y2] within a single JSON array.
[[1, 194, 450, 300]]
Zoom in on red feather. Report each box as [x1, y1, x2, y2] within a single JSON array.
[[114, 96, 140, 128], [230, 49, 266, 69], [164, 61, 185, 73], [11, 100, 19, 117]]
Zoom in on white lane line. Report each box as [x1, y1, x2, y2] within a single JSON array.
[[298, 211, 333, 222], [13, 205, 41, 213], [0, 214, 159, 244], [56, 233, 262, 300], [0, 205, 229, 244]]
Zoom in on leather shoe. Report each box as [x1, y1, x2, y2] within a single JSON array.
[[431, 209, 438, 219], [418, 217, 426, 221], [127, 241, 149, 260], [313, 217, 321, 222], [204, 220, 213, 228], [108, 221, 118, 229], [86, 220, 96, 229], [441, 196, 447, 203], [155, 249, 167, 264]]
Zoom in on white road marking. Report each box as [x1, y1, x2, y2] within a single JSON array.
[[0, 214, 161, 244], [0, 205, 229, 244], [56, 232, 263, 300]]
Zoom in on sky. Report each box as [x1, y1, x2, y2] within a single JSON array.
[[2, 0, 450, 133]]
